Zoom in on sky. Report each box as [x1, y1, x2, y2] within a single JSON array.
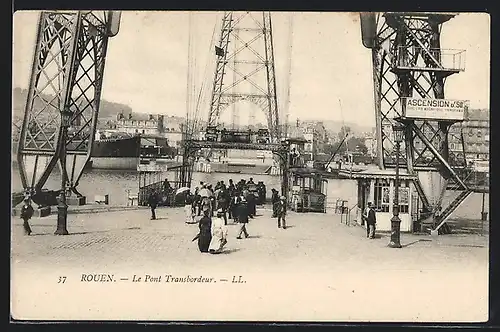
[[12, 11, 490, 128]]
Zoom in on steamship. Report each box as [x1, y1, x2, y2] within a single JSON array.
[[90, 130, 174, 170]]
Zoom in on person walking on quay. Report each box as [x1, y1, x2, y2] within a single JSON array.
[[236, 196, 249, 239], [366, 202, 377, 239], [200, 185, 211, 216], [208, 185, 217, 216], [217, 186, 229, 225], [228, 190, 236, 221], [184, 192, 195, 224], [209, 208, 228, 254], [20, 198, 34, 235], [148, 190, 159, 220], [192, 209, 212, 253], [228, 179, 235, 194], [245, 189, 256, 218], [193, 187, 202, 217], [271, 188, 279, 218], [277, 195, 287, 229]]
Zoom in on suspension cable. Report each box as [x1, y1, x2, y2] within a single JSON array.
[[192, 13, 219, 135], [283, 12, 294, 138]]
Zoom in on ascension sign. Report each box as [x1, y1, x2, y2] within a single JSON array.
[[401, 97, 468, 121]]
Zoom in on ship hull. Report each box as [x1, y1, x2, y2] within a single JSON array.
[[90, 157, 139, 170], [90, 135, 140, 170]]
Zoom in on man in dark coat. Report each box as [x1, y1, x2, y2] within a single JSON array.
[[230, 191, 240, 222], [228, 179, 235, 195], [236, 196, 249, 239], [194, 187, 202, 216], [193, 210, 212, 252], [148, 190, 159, 220], [366, 202, 377, 239], [217, 186, 229, 225], [245, 190, 256, 219], [256, 181, 266, 205], [276, 196, 287, 229], [271, 189, 279, 218], [20, 198, 34, 235]]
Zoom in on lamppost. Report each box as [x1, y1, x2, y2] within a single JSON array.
[[55, 108, 71, 235], [279, 138, 290, 199], [388, 122, 404, 248]]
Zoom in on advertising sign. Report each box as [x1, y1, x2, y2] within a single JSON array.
[[403, 98, 467, 121]]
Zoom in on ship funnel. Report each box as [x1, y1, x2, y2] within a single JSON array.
[[108, 11, 121, 37], [360, 12, 377, 48]]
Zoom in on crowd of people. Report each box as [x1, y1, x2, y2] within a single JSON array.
[[180, 178, 286, 254]]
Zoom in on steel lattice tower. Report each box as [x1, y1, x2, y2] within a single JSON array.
[[16, 11, 120, 202], [207, 11, 280, 142], [361, 12, 472, 230]]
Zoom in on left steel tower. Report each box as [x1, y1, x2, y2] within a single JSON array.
[[16, 11, 121, 207]]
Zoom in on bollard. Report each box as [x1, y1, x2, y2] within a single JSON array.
[[481, 212, 488, 221]]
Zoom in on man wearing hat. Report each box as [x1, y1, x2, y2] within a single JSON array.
[[366, 202, 377, 239], [20, 197, 34, 235], [276, 195, 287, 229], [236, 195, 249, 239]]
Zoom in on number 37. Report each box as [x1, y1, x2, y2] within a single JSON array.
[[58, 276, 67, 284]]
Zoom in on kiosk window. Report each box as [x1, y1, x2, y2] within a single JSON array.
[[397, 180, 410, 214], [374, 179, 390, 212]]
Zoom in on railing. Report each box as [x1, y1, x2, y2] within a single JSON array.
[[340, 203, 359, 226], [394, 46, 466, 72], [450, 167, 489, 191], [138, 180, 186, 207]]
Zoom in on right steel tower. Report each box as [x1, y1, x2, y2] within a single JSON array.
[[361, 12, 474, 233]]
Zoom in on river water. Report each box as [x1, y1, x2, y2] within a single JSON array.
[[11, 165, 358, 208], [11, 164, 487, 221]]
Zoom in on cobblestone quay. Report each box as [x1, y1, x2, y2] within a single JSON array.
[[11, 205, 488, 322]]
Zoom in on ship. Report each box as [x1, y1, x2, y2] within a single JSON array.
[[90, 130, 141, 170], [90, 130, 175, 170]]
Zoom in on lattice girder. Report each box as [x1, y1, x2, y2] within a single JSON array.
[[17, 12, 81, 191], [63, 11, 111, 191], [370, 12, 471, 221], [372, 13, 465, 169], [16, 11, 113, 197], [207, 11, 280, 142]]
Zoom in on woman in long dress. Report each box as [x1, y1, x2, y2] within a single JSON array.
[[193, 210, 212, 252], [184, 192, 195, 224], [209, 208, 228, 254]]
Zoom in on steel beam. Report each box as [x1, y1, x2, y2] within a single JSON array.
[[207, 11, 280, 142]]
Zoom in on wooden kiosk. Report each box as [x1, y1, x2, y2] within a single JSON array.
[[289, 168, 328, 213], [339, 168, 420, 232]]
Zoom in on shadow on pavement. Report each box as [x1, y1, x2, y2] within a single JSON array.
[[33, 227, 141, 236], [220, 248, 241, 254], [246, 235, 262, 239], [402, 239, 432, 248], [372, 233, 386, 239]]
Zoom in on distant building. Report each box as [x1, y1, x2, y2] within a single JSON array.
[[364, 135, 377, 158], [448, 108, 489, 162], [116, 112, 164, 136], [114, 113, 186, 151], [162, 116, 184, 150], [285, 120, 329, 161]]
